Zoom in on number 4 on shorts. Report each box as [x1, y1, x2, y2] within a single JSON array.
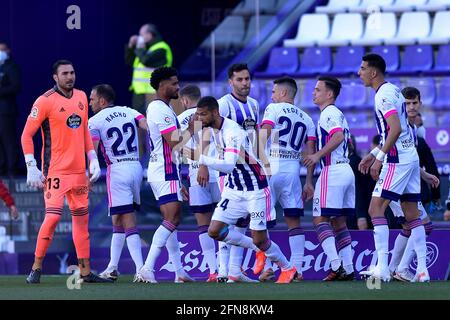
[[220, 199, 229, 211]]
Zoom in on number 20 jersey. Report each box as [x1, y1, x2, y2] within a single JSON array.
[[88, 105, 144, 165]]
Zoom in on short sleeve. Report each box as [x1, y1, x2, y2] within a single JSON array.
[[88, 117, 101, 142], [376, 92, 398, 119], [261, 103, 277, 128], [218, 98, 230, 118], [223, 128, 244, 154], [28, 95, 50, 124], [150, 104, 177, 134], [306, 117, 316, 141], [129, 107, 145, 122], [320, 108, 343, 135]]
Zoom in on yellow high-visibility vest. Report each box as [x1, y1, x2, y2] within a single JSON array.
[[129, 41, 173, 94]]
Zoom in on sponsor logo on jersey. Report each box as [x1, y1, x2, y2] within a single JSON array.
[[30, 106, 39, 119], [67, 113, 82, 129]]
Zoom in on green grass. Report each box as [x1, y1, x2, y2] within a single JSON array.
[[1, 276, 449, 300]]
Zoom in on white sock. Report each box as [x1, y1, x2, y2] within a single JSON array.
[[223, 229, 258, 251], [264, 241, 291, 271], [218, 241, 230, 277], [339, 245, 354, 274], [228, 226, 246, 277], [373, 225, 389, 270], [166, 230, 184, 275], [389, 233, 409, 273], [410, 225, 427, 271], [109, 232, 125, 268], [199, 232, 217, 274], [144, 225, 172, 271], [321, 237, 341, 271], [125, 233, 143, 273], [289, 234, 305, 274], [397, 237, 416, 272]]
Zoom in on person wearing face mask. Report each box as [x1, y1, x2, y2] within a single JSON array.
[[0, 42, 20, 177]]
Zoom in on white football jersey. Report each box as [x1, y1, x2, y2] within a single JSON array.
[[177, 107, 217, 186], [211, 117, 268, 192], [316, 105, 351, 168], [146, 99, 181, 182], [218, 93, 259, 131], [88, 106, 143, 165], [261, 102, 316, 173], [374, 82, 418, 164]]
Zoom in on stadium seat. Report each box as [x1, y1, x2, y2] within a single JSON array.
[[381, 0, 428, 12], [211, 15, 246, 50], [424, 44, 450, 75], [250, 80, 269, 110], [317, 13, 364, 47], [421, 112, 438, 127], [435, 78, 450, 109], [336, 80, 367, 109], [283, 14, 330, 48], [351, 12, 397, 46], [299, 79, 317, 109], [384, 12, 431, 46], [242, 15, 274, 47], [416, 0, 450, 12], [329, 46, 365, 76], [315, 0, 361, 14], [404, 78, 436, 106], [254, 47, 299, 78], [392, 45, 433, 75], [418, 11, 450, 45], [347, 112, 370, 128], [438, 112, 450, 126], [294, 47, 332, 77], [349, 0, 394, 13], [371, 45, 400, 73]]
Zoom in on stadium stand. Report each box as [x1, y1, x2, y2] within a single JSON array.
[[351, 12, 397, 46], [315, 0, 361, 14], [283, 13, 330, 47], [317, 13, 364, 46], [418, 11, 450, 45], [384, 12, 431, 45]]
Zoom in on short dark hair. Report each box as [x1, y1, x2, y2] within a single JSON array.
[[197, 96, 219, 111], [401, 86, 421, 101], [53, 59, 73, 75], [274, 77, 298, 98], [227, 63, 250, 79], [318, 76, 341, 99], [92, 84, 116, 103], [144, 23, 160, 38], [362, 53, 386, 75], [150, 66, 178, 90], [179, 84, 201, 101]]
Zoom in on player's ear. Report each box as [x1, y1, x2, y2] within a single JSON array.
[[52, 74, 58, 83]]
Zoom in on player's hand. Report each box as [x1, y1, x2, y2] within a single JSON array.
[[181, 185, 189, 201], [197, 165, 209, 187], [302, 153, 319, 168], [302, 182, 314, 202], [128, 35, 138, 47], [182, 147, 196, 161], [422, 172, 440, 188], [358, 154, 375, 174], [370, 159, 382, 181], [9, 205, 18, 220], [89, 158, 101, 183], [444, 210, 450, 221], [26, 160, 46, 189]]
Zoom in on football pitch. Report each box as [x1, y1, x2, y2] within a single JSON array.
[[1, 275, 449, 300]]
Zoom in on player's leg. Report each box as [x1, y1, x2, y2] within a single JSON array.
[[228, 215, 249, 280], [99, 214, 125, 280], [26, 175, 65, 283], [387, 201, 410, 275], [121, 212, 144, 276]]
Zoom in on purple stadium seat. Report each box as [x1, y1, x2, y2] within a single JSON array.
[[347, 112, 370, 129], [371, 46, 399, 74], [403, 78, 436, 106], [392, 45, 433, 75], [250, 80, 268, 110], [438, 112, 450, 126], [336, 80, 367, 109], [435, 78, 450, 109], [300, 79, 317, 109], [329, 46, 365, 76], [255, 47, 299, 78], [424, 45, 450, 76], [294, 47, 332, 77]]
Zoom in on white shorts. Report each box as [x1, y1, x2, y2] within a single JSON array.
[[389, 200, 428, 222], [189, 183, 221, 214], [313, 164, 355, 217], [212, 187, 275, 231], [269, 172, 303, 216], [149, 180, 182, 206], [106, 162, 143, 216], [372, 161, 421, 202]]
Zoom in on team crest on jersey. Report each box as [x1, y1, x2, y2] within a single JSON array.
[[66, 113, 82, 129], [242, 118, 256, 130], [164, 116, 173, 125], [78, 102, 84, 110], [326, 117, 337, 128], [30, 106, 39, 119]]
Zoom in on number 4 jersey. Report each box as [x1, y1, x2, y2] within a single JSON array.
[[261, 102, 316, 173], [88, 105, 144, 165]]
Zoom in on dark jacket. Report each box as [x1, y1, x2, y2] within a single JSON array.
[[0, 58, 20, 116], [417, 136, 440, 202]]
